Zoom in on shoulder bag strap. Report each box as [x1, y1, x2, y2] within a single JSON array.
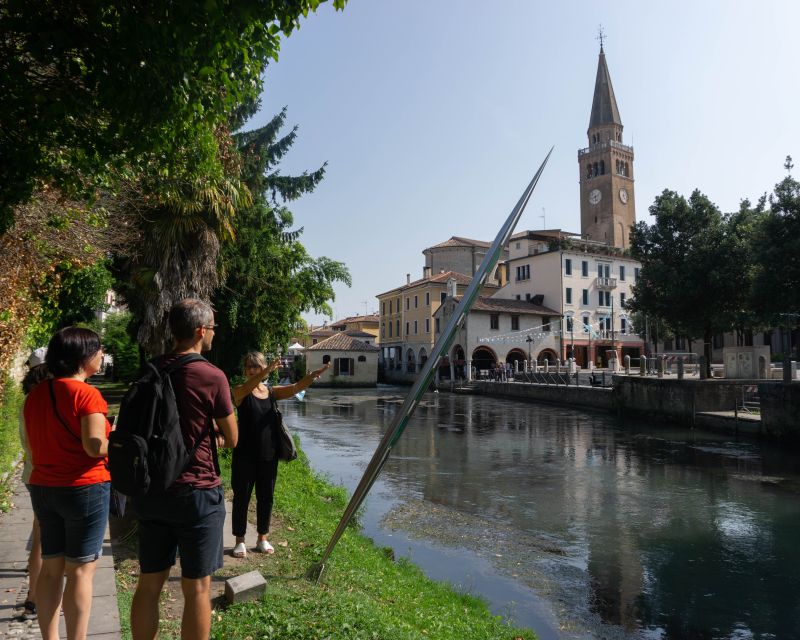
[[47, 380, 82, 443]]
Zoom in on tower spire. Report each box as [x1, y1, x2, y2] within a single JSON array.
[[588, 39, 621, 130]]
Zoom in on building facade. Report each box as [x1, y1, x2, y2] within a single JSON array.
[[305, 333, 380, 387]]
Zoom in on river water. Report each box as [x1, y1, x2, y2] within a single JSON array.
[[281, 387, 800, 639]]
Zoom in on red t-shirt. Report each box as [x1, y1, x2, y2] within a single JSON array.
[[25, 378, 111, 486], [159, 354, 234, 489]]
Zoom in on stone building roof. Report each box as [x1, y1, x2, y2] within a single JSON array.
[[451, 296, 560, 316], [306, 333, 380, 352], [330, 314, 379, 328], [589, 48, 622, 129], [377, 270, 476, 297], [425, 236, 492, 250]]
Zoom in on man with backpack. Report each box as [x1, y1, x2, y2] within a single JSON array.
[[128, 299, 237, 640]]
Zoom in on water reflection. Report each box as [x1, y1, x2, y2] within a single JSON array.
[[284, 388, 800, 639]]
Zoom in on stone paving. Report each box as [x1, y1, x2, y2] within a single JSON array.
[[0, 470, 121, 639]]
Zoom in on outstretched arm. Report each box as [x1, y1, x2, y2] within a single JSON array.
[[271, 363, 331, 401], [232, 359, 281, 406]]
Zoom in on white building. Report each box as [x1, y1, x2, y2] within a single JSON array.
[[305, 333, 380, 387]]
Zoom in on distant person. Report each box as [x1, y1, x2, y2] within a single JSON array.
[[230, 352, 329, 558], [24, 327, 111, 640], [129, 299, 237, 640], [17, 351, 50, 621]]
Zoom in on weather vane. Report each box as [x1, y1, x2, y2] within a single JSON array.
[[597, 25, 606, 51]]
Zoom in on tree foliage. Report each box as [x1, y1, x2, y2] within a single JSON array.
[[0, 0, 347, 231], [629, 189, 757, 371], [210, 109, 351, 376]]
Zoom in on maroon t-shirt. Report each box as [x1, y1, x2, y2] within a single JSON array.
[[160, 353, 234, 489]]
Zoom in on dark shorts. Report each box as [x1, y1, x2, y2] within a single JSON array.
[[133, 485, 225, 580], [29, 482, 110, 564]]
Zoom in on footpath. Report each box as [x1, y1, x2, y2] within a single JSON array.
[[0, 469, 241, 640]]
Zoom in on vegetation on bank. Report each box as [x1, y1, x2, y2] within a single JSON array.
[[0, 379, 23, 511]]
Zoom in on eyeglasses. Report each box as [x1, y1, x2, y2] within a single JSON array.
[[203, 324, 219, 330]]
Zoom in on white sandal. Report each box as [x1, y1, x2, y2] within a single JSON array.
[[255, 540, 274, 554], [232, 542, 247, 558]]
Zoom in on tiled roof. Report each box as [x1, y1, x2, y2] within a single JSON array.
[[309, 328, 335, 337], [306, 332, 380, 352], [426, 236, 492, 250], [377, 270, 476, 296], [451, 296, 560, 316], [330, 314, 379, 327], [344, 330, 375, 338]]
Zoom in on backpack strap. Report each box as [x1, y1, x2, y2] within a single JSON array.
[[47, 380, 82, 443]]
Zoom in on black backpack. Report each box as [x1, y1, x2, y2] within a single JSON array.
[[108, 353, 209, 497]]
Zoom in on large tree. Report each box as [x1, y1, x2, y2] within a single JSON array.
[[629, 189, 757, 374], [0, 0, 346, 232], [210, 109, 350, 375]]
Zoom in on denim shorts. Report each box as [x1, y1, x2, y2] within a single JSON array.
[[29, 482, 110, 563], [133, 485, 225, 580]]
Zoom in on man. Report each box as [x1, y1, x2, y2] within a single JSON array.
[[130, 299, 237, 640]]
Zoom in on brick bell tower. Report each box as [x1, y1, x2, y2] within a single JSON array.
[[578, 40, 635, 248]]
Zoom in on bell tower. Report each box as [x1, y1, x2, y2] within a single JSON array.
[[579, 40, 635, 248]]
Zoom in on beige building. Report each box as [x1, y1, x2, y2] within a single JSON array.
[[305, 333, 380, 387], [329, 314, 379, 338]]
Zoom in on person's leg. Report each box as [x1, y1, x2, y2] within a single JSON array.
[[180, 575, 212, 640], [254, 459, 280, 543], [62, 560, 97, 640], [131, 569, 170, 640], [231, 457, 256, 544], [36, 556, 65, 640], [26, 517, 42, 610]]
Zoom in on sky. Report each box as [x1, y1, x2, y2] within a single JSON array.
[[245, 1, 800, 325]]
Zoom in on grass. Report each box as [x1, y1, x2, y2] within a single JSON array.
[[0, 378, 24, 511], [103, 380, 535, 640]]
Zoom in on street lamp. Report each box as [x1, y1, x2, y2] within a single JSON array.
[[526, 334, 534, 368], [565, 311, 575, 362]]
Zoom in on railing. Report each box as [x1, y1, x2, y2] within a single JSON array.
[[596, 276, 617, 290], [578, 140, 634, 157]]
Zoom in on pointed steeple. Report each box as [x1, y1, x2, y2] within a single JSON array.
[[588, 47, 622, 130]]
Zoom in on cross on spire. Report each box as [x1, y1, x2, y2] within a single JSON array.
[[597, 25, 606, 52]]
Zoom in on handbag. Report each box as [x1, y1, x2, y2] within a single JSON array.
[[269, 399, 297, 462]]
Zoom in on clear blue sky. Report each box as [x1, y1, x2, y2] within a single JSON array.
[[246, 0, 799, 325]]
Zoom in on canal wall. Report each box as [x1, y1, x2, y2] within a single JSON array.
[[471, 381, 613, 411], [759, 382, 800, 441]]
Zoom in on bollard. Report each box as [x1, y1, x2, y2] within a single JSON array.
[[677, 356, 685, 380], [658, 356, 665, 378], [640, 357, 646, 377], [699, 355, 707, 380], [624, 355, 631, 375]]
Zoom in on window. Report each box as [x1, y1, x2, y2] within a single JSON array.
[[598, 291, 610, 306], [382, 302, 385, 315], [516, 264, 530, 281], [425, 318, 430, 333], [381, 323, 385, 338], [405, 297, 409, 310], [525, 293, 531, 301], [441, 292, 447, 303], [358, 355, 367, 362], [713, 334, 725, 349], [425, 292, 430, 306], [634, 267, 640, 282], [414, 295, 418, 309], [413, 320, 418, 334], [334, 357, 354, 376], [598, 263, 610, 278], [515, 242, 521, 249], [388, 322, 392, 337], [582, 315, 590, 332], [620, 292, 626, 308], [511, 315, 519, 331], [565, 258, 572, 275], [675, 336, 687, 351], [566, 316, 574, 332], [516, 294, 521, 300], [566, 287, 572, 304], [542, 316, 551, 332], [582, 260, 588, 277], [322, 355, 331, 364], [582, 289, 589, 305], [620, 318, 627, 335], [396, 320, 399, 336], [435, 318, 440, 333], [619, 265, 626, 281], [490, 314, 499, 330], [405, 322, 409, 335]]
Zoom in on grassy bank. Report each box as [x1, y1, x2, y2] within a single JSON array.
[[0, 378, 24, 511], [212, 448, 535, 640]]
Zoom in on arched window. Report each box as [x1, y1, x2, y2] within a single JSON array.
[[599, 161, 605, 175], [358, 355, 366, 362], [586, 163, 592, 179], [322, 355, 331, 364], [593, 162, 598, 176]]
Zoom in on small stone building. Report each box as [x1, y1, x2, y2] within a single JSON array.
[[305, 333, 380, 387]]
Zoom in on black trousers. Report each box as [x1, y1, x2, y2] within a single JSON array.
[[231, 456, 280, 537]]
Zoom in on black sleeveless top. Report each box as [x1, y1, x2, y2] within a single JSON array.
[[234, 390, 279, 461]]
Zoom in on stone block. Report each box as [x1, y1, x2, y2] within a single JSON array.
[[224, 570, 267, 605]]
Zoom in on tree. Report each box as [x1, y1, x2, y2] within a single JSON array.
[[210, 109, 350, 375], [629, 189, 756, 375], [0, 0, 346, 231]]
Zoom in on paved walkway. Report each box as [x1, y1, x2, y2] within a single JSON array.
[[0, 470, 121, 639]]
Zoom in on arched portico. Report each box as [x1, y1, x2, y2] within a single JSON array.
[[505, 348, 526, 371], [537, 348, 558, 366], [406, 348, 416, 373], [472, 346, 497, 374]]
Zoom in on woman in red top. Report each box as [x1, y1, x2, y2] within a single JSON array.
[[24, 327, 111, 640]]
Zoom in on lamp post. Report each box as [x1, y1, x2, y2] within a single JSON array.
[[565, 311, 575, 362], [526, 335, 533, 369]]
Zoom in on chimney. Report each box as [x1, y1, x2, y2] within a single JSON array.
[[406, 273, 411, 284], [423, 266, 431, 279], [447, 277, 457, 299]]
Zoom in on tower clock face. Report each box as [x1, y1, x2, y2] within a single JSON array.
[[589, 189, 602, 205], [619, 188, 629, 204]]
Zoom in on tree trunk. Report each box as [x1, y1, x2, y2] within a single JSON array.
[[703, 329, 713, 378]]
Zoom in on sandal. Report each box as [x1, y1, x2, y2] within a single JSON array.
[[232, 542, 247, 558], [20, 600, 36, 621], [255, 540, 274, 554]]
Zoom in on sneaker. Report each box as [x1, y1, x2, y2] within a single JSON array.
[[255, 540, 274, 554], [232, 542, 247, 558]]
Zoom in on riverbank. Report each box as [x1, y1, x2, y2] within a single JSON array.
[[97, 379, 536, 640]]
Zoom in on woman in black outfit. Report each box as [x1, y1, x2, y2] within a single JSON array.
[[231, 351, 329, 557]]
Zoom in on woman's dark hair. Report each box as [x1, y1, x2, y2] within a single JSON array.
[[45, 326, 102, 377], [22, 363, 49, 394]]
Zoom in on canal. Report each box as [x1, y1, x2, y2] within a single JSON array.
[[282, 387, 800, 639]]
